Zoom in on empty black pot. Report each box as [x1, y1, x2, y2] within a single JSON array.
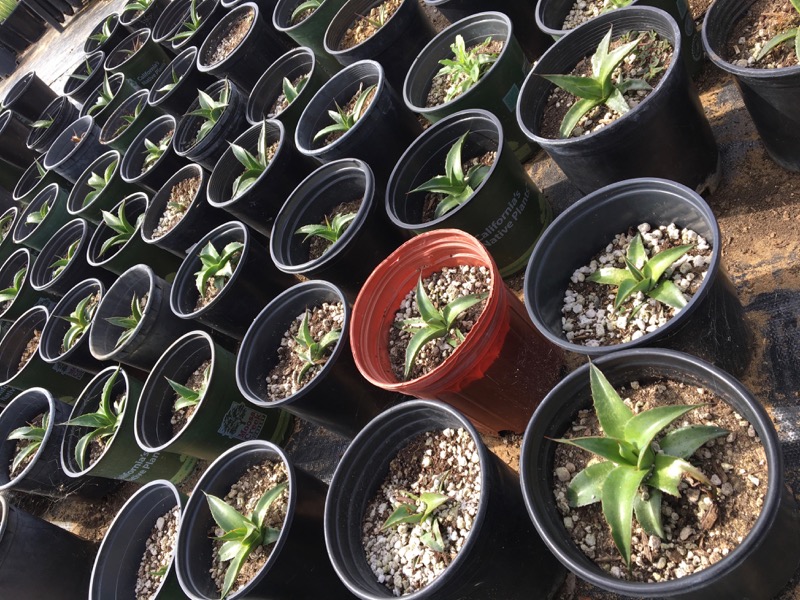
[[105, 28, 171, 90], [11, 156, 68, 208], [0, 207, 19, 268], [1, 71, 58, 123], [25, 95, 80, 155], [147, 46, 216, 117], [120, 114, 188, 193], [99, 88, 165, 151], [64, 51, 107, 106], [0, 110, 36, 169], [42, 115, 105, 183], [13, 183, 71, 251]]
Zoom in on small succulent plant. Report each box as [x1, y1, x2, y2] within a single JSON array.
[[142, 132, 173, 173], [70, 58, 94, 82], [87, 75, 116, 116], [123, 0, 154, 14], [554, 363, 727, 566], [436, 35, 499, 103], [194, 240, 244, 298], [83, 159, 117, 207], [170, 0, 202, 42], [61, 292, 99, 352], [50, 238, 80, 279], [25, 200, 50, 226], [107, 293, 145, 348], [756, 0, 800, 62], [7, 413, 49, 475], [410, 131, 491, 219], [205, 482, 288, 598], [112, 99, 144, 138], [89, 14, 114, 43], [294, 211, 356, 252], [188, 83, 230, 144], [290, 0, 321, 23], [539, 27, 651, 138], [98, 200, 144, 257], [292, 310, 340, 384], [0, 212, 14, 242], [64, 368, 125, 471], [0, 267, 26, 305], [282, 75, 308, 106], [587, 233, 693, 312], [397, 277, 487, 379], [382, 487, 450, 552], [230, 122, 270, 198], [312, 83, 376, 143], [31, 117, 54, 129], [157, 68, 181, 94], [359, 3, 389, 30], [166, 364, 211, 412]]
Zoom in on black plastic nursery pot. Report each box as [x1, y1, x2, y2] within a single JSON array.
[[237, 280, 397, 438], [1, 71, 58, 123], [387, 109, 551, 277], [171, 0, 226, 53], [0, 249, 51, 323], [13, 183, 70, 251], [11, 157, 68, 208], [84, 13, 128, 55], [79, 72, 137, 127], [516, 6, 720, 195], [197, 3, 287, 90], [0, 110, 36, 170], [61, 365, 198, 483], [246, 46, 328, 129], [324, 0, 437, 93], [524, 177, 752, 377], [135, 330, 293, 461], [175, 440, 351, 600], [0, 496, 97, 599], [89, 480, 185, 600], [0, 207, 18, 268], [702, 0, 800, 172], [39, 278, 108, 375], [89, 264, 195, 370], [173, 79, 248, 171], [171, 221, 295, 339], [87, 193, 182, 279], [519, 348, 800, 600], [403, 12, 534, 162], [64, 51, 107, 105], [147, 46, 216, 117], [535, 0, 703, 76], [0, 388, 115, 497], [325, 398, 566, 599], [30, 218, 111, 298], [270, 158, 404, 299], [25, 95, 80, 155], [99, 88, 165, 151], [0, 306, 90, 401], [66, 150, 142, 224], [105, 28, 171, 90], [43, 115, 105, 183], [207, 120, 314, 237], [295, 59, 422, 180], [119, 0, 171, 31], [120, 114, 188, 193], [151, 0, 190, 49], [141, 164, 223, 257], [273, 0, 348, 74]]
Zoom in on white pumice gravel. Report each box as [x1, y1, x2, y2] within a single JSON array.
[[562, 0, 621, 30], [361, 428, 482, 596], [134, 505, 180, 600], [561, 223, 712, 346]]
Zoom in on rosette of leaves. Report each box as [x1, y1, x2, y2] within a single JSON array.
[[0, 267, 26, 305], [64, 368, 125, 470], [205, 482, 288, 598], [554, 363, 728, 565], [170, 0, 202, 42], [397, 277, 487, 379], [89, 14, 114, 44], [113, 99, 144, 138], [98, 201, 144, 257], [82, 159, 117, 208], [382, 487, 450, 552], [142, 132, 173, 173], [194, 241, 244, 298], [189, 83, 230, 144], [292, 310, 340, 384], [281, 74, 307, 106], [157, 68, 180, 94], [50, 238, 80, 279], [756, 0, 800, 62], [165, 364, 210, 412], [229, 123, 271, 198], [290, 0, 321, 23], [587, 233, 693, 311], [312, 83, 377, 142], [122, 0, 154, 15], [88, 75, 116, 116], [436, 35, 500, 103], [294, 211, 356, 253], [106, 293, 145, 348], [25, 199, 50, 226], [409, 132, 491, 219], [61, 292, 99, 352], [539, 27, 651, 138], [7, 413, 49, 475]]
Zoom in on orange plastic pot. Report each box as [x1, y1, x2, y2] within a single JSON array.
[[350, 229, 563, 434]]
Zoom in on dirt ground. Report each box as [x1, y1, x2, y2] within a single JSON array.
[[0, 0, 798, 597]]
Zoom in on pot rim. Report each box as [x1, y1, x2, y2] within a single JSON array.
[[246, 46, 316, 124], [0, 388, 56, 488], [65, 51, 106, 96], [39, 278, 105, 363], [0, 248, 31, 321], [196, 2, 259, 72], [13, 183, 60, 244], [43, 115, 97, 172], [0, 305, 49, 387], [147, 46, 198, 106], [99, 88, 150, 145], [66, 149, 122, 217], [30, 217, 90, 292], [324, 0, 408, 56], [141, 163, 206, 244], [120, 114, 177, 183], [86, 192, 149, 267]]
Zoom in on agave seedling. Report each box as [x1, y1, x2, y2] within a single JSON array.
[[142, 132, 173, 173], [157, 68, 181, 94], [32, 158, 47, 183], [0, 267, 26, 305], [292, 310, 341, 384], [409, 132, 491, 219], [194, 241, 244, 298], [554, 363, 728, 566], [7, 413, 49, 475], [587, 233, 693, 312], [98, 201, 144, 257], [50, 238, 80, 279], [87, 75, 117, 117], [112, 99, 144, 138], [25, 200, 50, 226], [165, 364, 210, 412], [230, 123, 270, 197], [358, 3, 389, 30], [170, 0, 202, 42], [31, 117, 54, 130], [188, 83, 230, 144], [61, 292, 99, 352], [397, 277, 487, 379], [312, 83, 376, 143], [106, 293, 145, 348], [539, 27, 651, 138], [756, 0, 800, 62], [382, 485, 450, 552], [70, 58, 94, 82], [436, 35, 499, 104], [290, 0, 321, 23], [294, 211, 356, 252], [123, 0, 154, 14], [82, 159, 117, 207], [64, 368, 125, 471], [89, 14, 114, 43], [281, 74, 308, 105]]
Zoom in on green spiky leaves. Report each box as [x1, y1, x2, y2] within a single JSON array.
[[7, 412, 49, 475], [50, 238, 80, 280], [157, 68, 181, 95], [61, 292, 99, 352], [436, 35, 499, 103], [107, 293, 145, 348], [294, 211, 356, 253], [170, 0, 202, 42], [382, 489, 450, 552], [142, 131, 173, 173], [31, 117, 54, 129], [756, 0, 800, 62], [70, 58, 94, 82], [99, 200, 144, 257], [87, 75, 116, 116], [89, 14, 114, 43], [189, 82, 230, 144], [25, 200, 50, 226], [82, 159, 117, 208], [282, 74, 308, 105], [166, 364, 210, 412], [312, 83, 376, 143], [194, 241, 243, 298], [587, 233, 693, 312], [539, 27, 651, 138], [205, 482, 287, 598], [398, 277, 487, 379], [0, 267, 25, 305], [553, 363, 727, 566], [230, 122, 270, 198], [292, 310, 340, 384], [0, 213, 14, 243], [123, 0, 154, 14], [409, 131, 491, 219]]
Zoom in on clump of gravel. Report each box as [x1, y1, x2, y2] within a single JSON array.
[[362, 428, 482, 596], [151, 176, 201, 239], [725, 0, 800, 69], [388, 266, 491, 381], [170, 359, 211, 436], [562, 0, 622, 30], [561, 223, 711, 346], [134, 505, 181, 600]]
